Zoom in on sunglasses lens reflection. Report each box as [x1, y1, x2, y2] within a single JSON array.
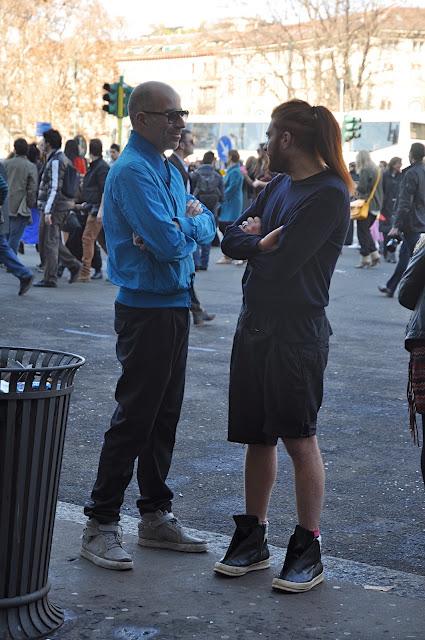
[[168, 111, 189, 123]]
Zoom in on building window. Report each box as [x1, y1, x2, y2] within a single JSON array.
[[411, 122, 425, 139]]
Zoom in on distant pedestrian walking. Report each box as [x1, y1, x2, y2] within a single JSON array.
[[4, 138, 38, 254], [380, 157, 402, 262], [109, 143, 121, 164], [215, 99, 352, 593], [217, 150, 244, 264], [0, 164, 33, 295], [379, 143, 425, 298], [191, 151, 223, 270], [78, 138, 109, 282], [355, 150, 383, 268], [34, 128, 81, 288], [169, 129, 215, 325]]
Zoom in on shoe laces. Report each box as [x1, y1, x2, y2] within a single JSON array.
[[101, 527, 123, 551], [163, 512, 179, 526]]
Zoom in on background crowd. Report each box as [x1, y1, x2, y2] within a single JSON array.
[[1, 126, 424, 313]]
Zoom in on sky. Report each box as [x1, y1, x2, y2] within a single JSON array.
[[101, 0, 425, 36], [100, 0, 270, 34]]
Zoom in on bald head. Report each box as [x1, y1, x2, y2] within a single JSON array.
[[128, 81, 186, 154], [128, 81, 180, 126]]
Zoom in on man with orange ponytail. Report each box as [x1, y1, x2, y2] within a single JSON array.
[[214, 99, 352, 592]]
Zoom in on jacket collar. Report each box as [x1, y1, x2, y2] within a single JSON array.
[[170, 152, 187, 171], [47, 148, 61, 160], [404, 161, 424, 174], [128, 130, 168, 180]]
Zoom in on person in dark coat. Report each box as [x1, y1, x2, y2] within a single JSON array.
[[169, 128, 215, 325], [398, 235, 425, 486], [380, 157, 402, 262], [77, 138, 109, 281], [379, 143, 425, 297]]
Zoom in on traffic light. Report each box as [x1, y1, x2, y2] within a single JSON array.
[[123, 83, 133, 118], [102, 77, 132, 148], [102, 82, 119, 116], [342, 115, 362, 142]]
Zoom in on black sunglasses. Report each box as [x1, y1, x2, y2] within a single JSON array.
[[143, 109, 189, 124]]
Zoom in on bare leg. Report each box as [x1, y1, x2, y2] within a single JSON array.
[[282, 436, 325, 531], [244, 444, 277, 522]]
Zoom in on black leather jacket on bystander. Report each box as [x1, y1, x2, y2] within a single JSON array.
[[399, 238, 425, 348]]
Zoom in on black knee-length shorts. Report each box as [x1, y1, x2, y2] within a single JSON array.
[[228, 308, 330, 445]]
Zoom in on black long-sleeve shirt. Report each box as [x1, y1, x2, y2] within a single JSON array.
[[221, 171, 350, 316]]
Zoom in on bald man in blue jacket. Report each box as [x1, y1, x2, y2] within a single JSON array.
[[82, 82, 215, 571]]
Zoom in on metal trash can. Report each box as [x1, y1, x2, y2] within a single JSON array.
[[0, 346, 85, 639]]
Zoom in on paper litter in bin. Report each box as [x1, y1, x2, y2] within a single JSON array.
[[0, 380, 51, 393]]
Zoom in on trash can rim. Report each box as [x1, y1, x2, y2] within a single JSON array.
[[0, 346, 85, 372]]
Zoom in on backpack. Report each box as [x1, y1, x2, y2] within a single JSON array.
[[193, 170, 221, 211], [61, 161, 80, 199]]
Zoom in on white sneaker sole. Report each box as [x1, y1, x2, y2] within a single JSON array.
[[272, 572, 324, 593], [80, 548, 134, 570], [138, 539, 208, 553], [214, 558, 270, 576]]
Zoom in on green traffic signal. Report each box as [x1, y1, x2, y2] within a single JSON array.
[[342, 115, 362, 142], [102, 80, 133, 118], [102, 82, 119, 116], [122, 83, 133, 118]]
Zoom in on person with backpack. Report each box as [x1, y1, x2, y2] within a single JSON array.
[[169, 129, 215, 325], [34, 128, 81, 288], [191, 151, 223, 270]]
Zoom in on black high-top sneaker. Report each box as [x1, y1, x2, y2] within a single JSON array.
[[272, 525, 323, 593], [214, 514, 270, 576]]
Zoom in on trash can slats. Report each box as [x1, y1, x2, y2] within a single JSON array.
[[0, 347, 84, 639]]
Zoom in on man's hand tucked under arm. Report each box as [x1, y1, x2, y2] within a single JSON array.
[[185, 199, 203, 217], [133, 233, 147, 251]]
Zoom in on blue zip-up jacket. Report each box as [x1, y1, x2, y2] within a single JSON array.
[[103, 131, 216, 308]]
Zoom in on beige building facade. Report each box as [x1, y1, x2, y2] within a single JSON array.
[[116, 7, 425, 118]]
